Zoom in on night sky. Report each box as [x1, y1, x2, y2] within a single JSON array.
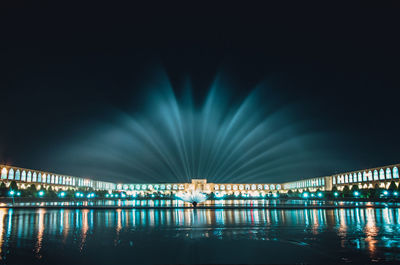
[[0, 2, 399, 183]]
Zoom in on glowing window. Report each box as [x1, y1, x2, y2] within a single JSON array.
[[393, 167, 399, 179], [50, 175, 54, 184], [21, 171, 26, 181], [173, 185, 178, 190], [220, 185, 225, 190], [349, 174, 353, 183], [214, 185, 219, 190], [233, 185, 238, 190], [8, 168, 14, 180], [239, 185, 244, 190], [227, 185, 232, 190], [38, 173, 42, 182], [32, 172, 37, 182], [129, 184, 135, 190], [270, 184, 275, 190], [161, 184, 166, 190], [333, 176, 336, 185], [167, 184, 171, 190], [251, 184, 256, 190], [276, 184, 281, 190], [367, 171, 373, 181], [1, 168, 7, 179], [55, 175, 59, 184], [26, 171, 32, 182], [373, 170, 379, 180], [135, 184, 141, 190], [257, 184, 262, 190], [358, 172, 362, 182], [15, 170, 20, 180], [345, 174, 349, 183], [123, 184, 128, 190], [379, 169, 385, 180], [154, 185, 159, 190], [42, 174, 46, 183], [386, 168, 392, 179], [178, 184, 184, 190], [245, 184, 250, 190], [362, 172, 367, 182], [264, 184, 269, 190]]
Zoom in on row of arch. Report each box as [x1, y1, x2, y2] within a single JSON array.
[[0, 167, 115, 190], [118, 184, 186, 191], [214, 184, 281, 191], [1, 167, 75, 186], [333, 167, 399, 185], [283, 177, 326, 190]]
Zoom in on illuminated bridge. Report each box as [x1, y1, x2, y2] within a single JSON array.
[[0, 163, 399, 196]]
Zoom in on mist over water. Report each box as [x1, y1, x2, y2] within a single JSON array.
[[50, 72, 342, 183]]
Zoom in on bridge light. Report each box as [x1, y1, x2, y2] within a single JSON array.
[[353, 191, 360, 197], [333, 192, 339, 197], [382, 190, 389, 196], [59, 191, 66, 198], [317, 192, 323, 198], [8, 190, 15, 196], [16, 192, 21, 196], [105, 194, 110, 198], [302, 192, 309, 198], [394, 191, 399, 196], [38, 190, 45, 197]]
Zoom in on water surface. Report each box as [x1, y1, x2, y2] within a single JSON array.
[[0, 205, 400, 264]]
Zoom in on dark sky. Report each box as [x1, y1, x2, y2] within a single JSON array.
[[0, 2, 399, 182]]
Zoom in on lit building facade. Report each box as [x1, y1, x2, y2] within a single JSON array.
[[0, 163, 399, 195]]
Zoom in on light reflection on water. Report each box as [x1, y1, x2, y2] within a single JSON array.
[[9, 199, 400, 208], [0, 206, 399, 264]]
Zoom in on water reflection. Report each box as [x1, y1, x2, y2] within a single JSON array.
[[10, 199, 400, 208], [0, 207, 398, 263]]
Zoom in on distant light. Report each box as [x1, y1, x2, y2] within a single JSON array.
[[302, 192, 309, 198], [105, 194, 110, 198], [334, 192, 339, 197], [59, 192, 66, 198], [353, 191, 360, 197], [317, 192, 323, 198], [394, 192, 399, 196], [311, 194, 315, 198], [383, 190, 389, 196], [215, 192, 225, 199], [121, 193, 126, 198], [16, 192, 21, 196], [38, 190, 45, 197], [272, 193, 278, 198], [9, 190, 15, 196], [75, 192, 81, 198]]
